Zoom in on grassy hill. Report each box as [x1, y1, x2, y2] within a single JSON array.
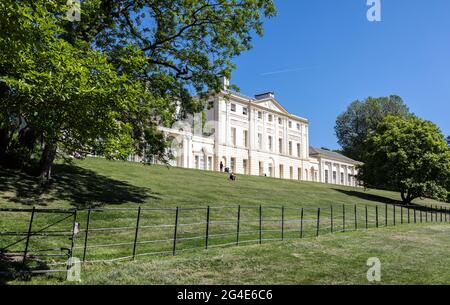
[[1, 157, 449, 285], [11, 224, 450, 285], [0, 157, 443, 209]]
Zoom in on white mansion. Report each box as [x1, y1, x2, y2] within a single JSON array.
[[141, 88, 361, 187]]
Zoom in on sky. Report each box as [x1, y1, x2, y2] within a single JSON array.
[[230, 0, 450, 150]]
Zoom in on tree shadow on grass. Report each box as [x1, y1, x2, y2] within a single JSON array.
[[0, 252, 56, 285], [332, 188, 448, 213], [0, 164, 160, 209]]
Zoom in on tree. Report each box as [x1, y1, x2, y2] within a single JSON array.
[[1, 0, 276, 179], [358, 115, 450, 205], [335, 95, 411, 162], [1, 1, 145, 178]]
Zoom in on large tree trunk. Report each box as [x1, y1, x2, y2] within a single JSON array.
[[39, 142, 57, 180], [401, 190, 415, 205]]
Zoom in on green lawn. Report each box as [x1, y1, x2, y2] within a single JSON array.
[[1, 157, 449, 285], [0, 157, 444, 209], [10, 223, 450, 285]]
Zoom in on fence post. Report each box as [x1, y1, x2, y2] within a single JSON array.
[[69, 209, 78, 259], [205, 206, 210, 250], [330, 205, 334, 233], [426, 208, 428, 222], [172, 207, 179, 256], [82, 208, 92, 262], [342, 205, 345, 233], [407, 207, 410, 224], [446, 208, 448, 222], [259, 205, 262, 244], [236, 205, 241, 246], [300, 208, 304, 239], [401, 206, 403, 224], [316, 208, 321, 237], [281, 206, 285, 241], [376, 206, 379, 228], [132, 207, 141, 260], [354, 205, 357, 230], [23, 207, 36, 263], [414, 207, 417, 224], [393, 205, 396, 226], [385, 204, 388, 227], [440, 207, 443, 223], [365, 205, 368, 229]]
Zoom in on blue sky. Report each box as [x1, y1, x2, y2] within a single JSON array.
[[231, 0, 450, 149]]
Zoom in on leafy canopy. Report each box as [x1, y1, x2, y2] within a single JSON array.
[[335, 95, 411, 162], [358, 115, 450, 204], [0, 0, 276, 177]]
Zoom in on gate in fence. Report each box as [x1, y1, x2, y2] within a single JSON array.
[[0, 207, 78, 276]]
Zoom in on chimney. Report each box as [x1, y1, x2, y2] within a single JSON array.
[[221, 76, 230, 91], [254, 92, 275, 100]]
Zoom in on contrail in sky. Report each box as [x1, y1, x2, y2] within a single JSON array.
[[260, 66, 319, 76]]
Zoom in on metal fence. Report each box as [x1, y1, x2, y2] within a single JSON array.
[[1, 203, 449, 272]]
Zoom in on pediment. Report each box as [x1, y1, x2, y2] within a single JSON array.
[[253, 98, 290, 115]]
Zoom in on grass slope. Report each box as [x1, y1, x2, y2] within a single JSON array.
[[12, 224, 450, 285], [0, 157, 443, 209], [1, 157, 449, 285]]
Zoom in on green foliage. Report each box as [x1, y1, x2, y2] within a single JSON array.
[[358, 115, 450, 204], [1, 0, 276, 177], [335, 95, 411, 161]]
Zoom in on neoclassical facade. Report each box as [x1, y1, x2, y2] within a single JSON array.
[[145, 89, 361, 187]]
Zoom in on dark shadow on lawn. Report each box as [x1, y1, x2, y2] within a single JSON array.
[[0, 164, 159, 209], [332, 188, 402, 205], [0, 252, 59, 285], [332, 188, 448, 213]]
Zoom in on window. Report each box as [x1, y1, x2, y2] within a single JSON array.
[[231, 127, 236, 146], [279, 138, 283, 154], [348, 174, 352, 186], [289, 141, 293, 156], [231, 103, 236, 112], [243, 159, 248, 175], [290, 166, 294, 179], [268, 114, 273, 122], [279, 164, 284, 179], [278, 117, 283, 125], [298, 168, 302, 180], [195, 156, 199, 169], [243, 130, 248, 147], [208, 157, 213, 171], [268, 164, 273, 177], [259, 161, 264, 176], [297, 143, 301, 157], [258, 111, 263, 119], [340, 172, 344, 184], [268, 136, 273, 151], [243, 107, 248, 116], [325, 170, 329, 183], [288, 121, 292, 128], [258, 133, 262, 150], [231, 158, 236, 172], [333, 171, 337, 183], [297, 123, 301, 131]]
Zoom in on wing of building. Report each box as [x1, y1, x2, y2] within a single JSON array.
[[135, 89, 361, 187]]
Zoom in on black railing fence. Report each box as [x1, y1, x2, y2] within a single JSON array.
[[1, 203, 449, 270]]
